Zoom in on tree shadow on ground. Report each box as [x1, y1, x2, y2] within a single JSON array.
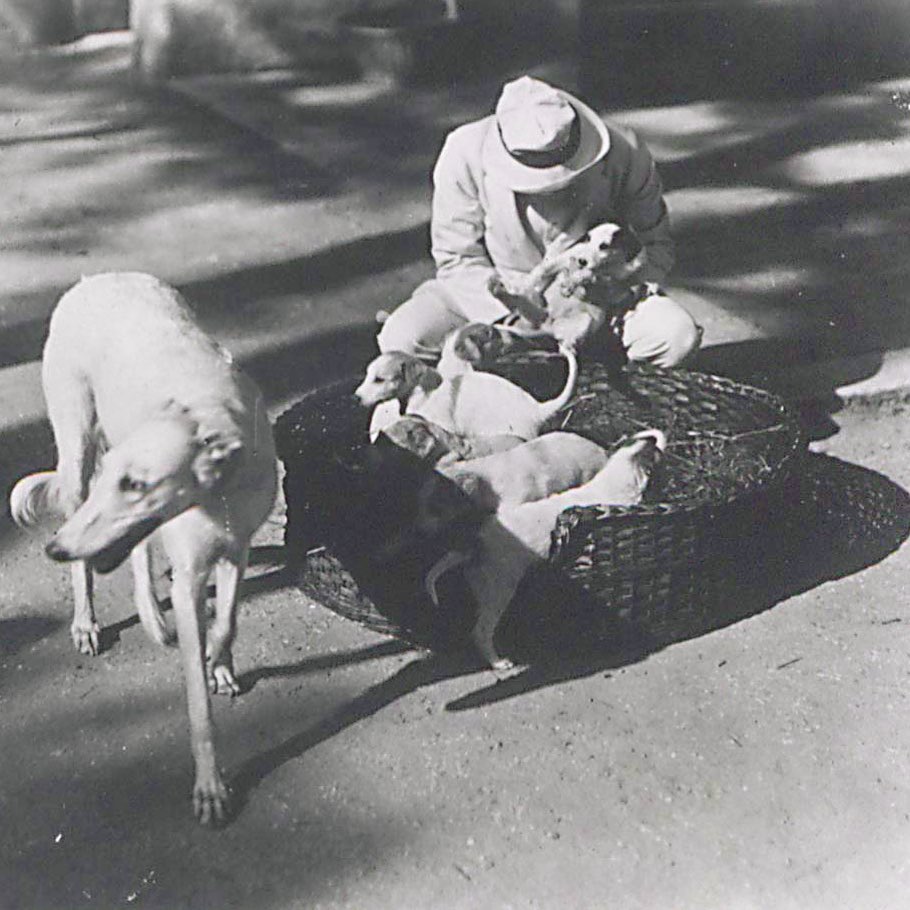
[[579, 0, 910, 107], [1, 712, 414, 910], [0, 614, 62, 657], [2, 21, 910, 416]]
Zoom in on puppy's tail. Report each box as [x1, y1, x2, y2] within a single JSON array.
[[541, 345, 579, 421], [9, 471, 65, 528]]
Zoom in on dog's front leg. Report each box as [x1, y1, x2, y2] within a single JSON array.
[[206, 551, 248, 697], [171, 565, 229, 825], [70, 561, 100, 655]]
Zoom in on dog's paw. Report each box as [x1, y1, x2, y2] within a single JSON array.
[[208, 661, 241, 697], [71, 621, 101, 656], [193, 772, 231, 826]]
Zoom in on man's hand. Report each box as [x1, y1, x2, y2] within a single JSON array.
[[487, 274, 549, 328]]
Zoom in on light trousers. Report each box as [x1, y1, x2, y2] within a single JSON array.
[[377, 278, 702, 368]]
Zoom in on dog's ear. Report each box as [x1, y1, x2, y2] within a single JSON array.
[[192, 430, 244, 490]]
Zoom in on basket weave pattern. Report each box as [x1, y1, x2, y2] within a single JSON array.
[[275, 362, 804, 649]]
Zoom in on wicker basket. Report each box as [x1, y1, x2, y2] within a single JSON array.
[[275, 361, 805, 655]]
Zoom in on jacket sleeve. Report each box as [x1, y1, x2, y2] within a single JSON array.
[[430, 130, 500, 300], [616, 133, 675, 285]]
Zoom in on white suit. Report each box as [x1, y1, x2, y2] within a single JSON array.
[[379, 114, 699, 367]]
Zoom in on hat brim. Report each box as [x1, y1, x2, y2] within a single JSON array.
[[482, 89, 611, 193]]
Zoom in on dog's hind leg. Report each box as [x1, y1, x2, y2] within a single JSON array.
[[44, 367, 102, 654], [205, 550, 247, 697], [130, 541, 173, 647]]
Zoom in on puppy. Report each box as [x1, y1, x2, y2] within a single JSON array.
[[380, 415, 523, 466], [354, 351, 444, 442], [357, 346, 578, 442], [361, 321, 521, 441], [411, 346, 578, 441], [9, 272, 278, 825], [437, 431, 608, 510], [489, 223, 649, 350], [436, 321, 520, 379], [462, 429, 666, 669]]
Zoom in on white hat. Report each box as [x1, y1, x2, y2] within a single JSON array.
[[482, 76, 610, 193]]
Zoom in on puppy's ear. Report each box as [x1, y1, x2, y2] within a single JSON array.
[[192, 430, 244, 490], [409, 362, 442, 393]]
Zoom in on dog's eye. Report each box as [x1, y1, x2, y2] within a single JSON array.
[[119, 476, 148, 495]]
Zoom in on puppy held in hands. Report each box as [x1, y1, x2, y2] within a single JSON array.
[[488, 223, 649, 351], [463, 429, 666, 670]]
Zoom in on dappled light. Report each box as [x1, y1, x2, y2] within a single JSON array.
[[597, 76, 910, 368], [668, 185, 808, 225], [618, 101, 800, 163], [778, 135, 910, 186], [697, 265, 816, 296]]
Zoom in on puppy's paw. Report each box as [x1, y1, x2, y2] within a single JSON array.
[[193, 771, 231, 826], [71, 621, 101, 656], [486, 273, 510, 299]]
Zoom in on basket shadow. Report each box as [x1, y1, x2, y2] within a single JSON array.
[[732, 453, 910, 614], [449, 452, 910, 710]]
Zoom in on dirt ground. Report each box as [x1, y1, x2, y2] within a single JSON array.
[[2, 25, 910, 910], [1, 393, 908, 910]]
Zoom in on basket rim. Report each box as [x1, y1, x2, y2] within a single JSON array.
[[275, 362, 806, 519]]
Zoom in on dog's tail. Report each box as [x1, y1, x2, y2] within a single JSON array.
[[540, 345, 579, 421], [9, 471, 66, 528], [137, 595, 175, 648]]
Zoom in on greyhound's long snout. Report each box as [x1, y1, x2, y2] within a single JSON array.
[[45, 537, 71, 562]]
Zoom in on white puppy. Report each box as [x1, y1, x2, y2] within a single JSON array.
[[357, 346, 578, 442], [437, 431, 608, 510], [380, 415, 523, 466], [463, 429, 666, 669]]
